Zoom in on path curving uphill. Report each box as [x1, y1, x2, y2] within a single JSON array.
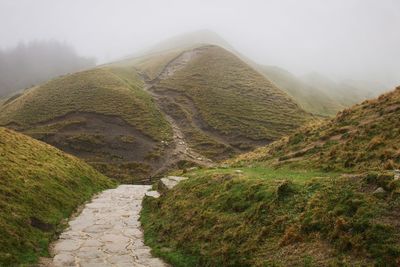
[[50, 185, 167, 267], [137, 48, 216, 177]]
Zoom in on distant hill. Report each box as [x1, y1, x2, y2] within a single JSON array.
[[0, 127, 113, 266], [144, 29, 236, 54], [0, 44, 312, 181], [142, 30, 391, 117], [131, 45, 312, 158], [257, 65, 344, 116], [232, 86, 400, 171], [0, 41, 95, 97], [302, 72, 388, 108]]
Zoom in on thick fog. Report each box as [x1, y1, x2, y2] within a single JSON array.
[[1, 0, 399, 88]]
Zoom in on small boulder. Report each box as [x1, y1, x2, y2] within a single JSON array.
[[159, 176, 188, 192], [145, 191, 161, 198], [234, 170, 243, 174]]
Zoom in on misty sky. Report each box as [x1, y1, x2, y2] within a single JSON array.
[[0, 0, 399, 87]]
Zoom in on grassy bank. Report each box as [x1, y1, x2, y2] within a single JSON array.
[[0, 128, 115, 265], [141, 167, 400, 266]]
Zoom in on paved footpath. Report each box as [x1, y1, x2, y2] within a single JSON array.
[[52, 185, 167, 267]]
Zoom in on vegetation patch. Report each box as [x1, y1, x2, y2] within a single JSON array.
[[0, 128, 115, 265], [142, 167, 400, 266], [155, 46, 312, 141], [231, 87, 400, 172], [0, 67, 172, 141]]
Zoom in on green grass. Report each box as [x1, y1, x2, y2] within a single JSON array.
[[231, 86, 400, 172], [141, 87, 400, 266], [142, 167, 400, 266], [156, 46, 312, 141], [0, 127, 115, 266], [182, 166, 339, 183], [0, 67, 172, 142], [0, 66, 173, 182], [257, 65, 344, 116]]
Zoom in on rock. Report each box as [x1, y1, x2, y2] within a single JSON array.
[[373, 187, 386, 198], [159, 176, 188, 191], [234, 170, 243, 174], [394, 170, 400, 180], [53, 253, 75, 266], [145, 190, 161, 198], [54, 240, 81, 252]]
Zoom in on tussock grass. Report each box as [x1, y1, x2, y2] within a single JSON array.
[[142, 167, 400, 266], [231, 86, 400, 172], [0, 128, 115, 265]]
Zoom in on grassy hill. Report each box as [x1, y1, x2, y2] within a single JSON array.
[[257, 65, 344, 116], [232, 86, 400, 172], [0, 127, 114, 266], [134, 45, 312, 158], [0, 67, 172, 182], [0, 43, 312, 180], [141, 87, 400, 266], [302, 73, 387, 108]]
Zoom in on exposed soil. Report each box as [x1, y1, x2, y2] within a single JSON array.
[[136, 48, 219, 176], [137, 46, 270, 171], [27, 112, 157, 163], [17, 112, 172, 183]]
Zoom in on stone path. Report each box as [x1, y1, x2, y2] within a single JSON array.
[[51, 185, 167, 267]]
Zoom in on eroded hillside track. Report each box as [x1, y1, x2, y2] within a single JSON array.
[[137, 47, 216, 177]]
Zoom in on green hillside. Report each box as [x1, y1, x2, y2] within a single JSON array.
[[232, 86, 400, 171], [258, 65, 344, 116], [135, 45, 312, 158], [0, 44, 313, 181], [0, 67, 171, 141], [0, 127, 114, 266], [142, 87, 400, 266], [0, 67, 172, 182]]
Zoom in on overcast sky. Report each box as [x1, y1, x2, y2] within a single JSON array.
[[0, 0, 399, 87]]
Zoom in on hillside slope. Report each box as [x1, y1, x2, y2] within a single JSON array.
[[0, 127, 114, 265], [0, 67, 172, 182], [0, 44, 312, 181], [232, 86, 400, 171], [142, 87, 400, 266], [137, 30, 384, 117], [257, 65, 344, 116], [134, 45, 312, 159]]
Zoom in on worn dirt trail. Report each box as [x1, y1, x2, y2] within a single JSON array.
[[50, 185, 167, 267], [138, 48, 215, 177]]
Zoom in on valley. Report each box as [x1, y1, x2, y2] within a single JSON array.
[[0, 22, 399, 267]]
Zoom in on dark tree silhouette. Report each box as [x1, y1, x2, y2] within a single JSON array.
[[0, 40, 95, 97]]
